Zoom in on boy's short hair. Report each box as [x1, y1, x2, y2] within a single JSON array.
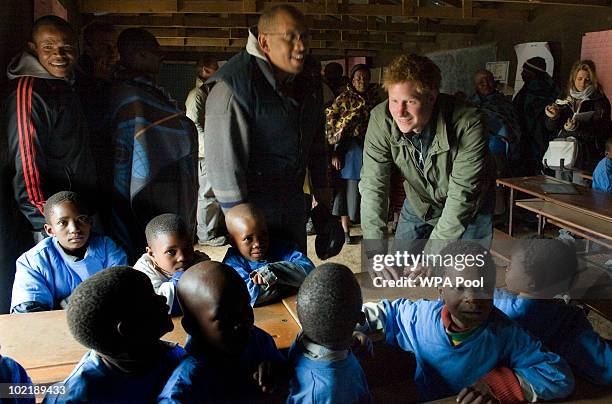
[[297, 263, 362, 349], [43, 191, 90, 223], [383, 54, 441, 97], [31, 15, 75, 41], [67, 266, 149, 355], [196, 56, 217, 71], [511, 239, 577, 294], [435, 241, 496, 284], [145, 213, 189, 245], [225, 203, 266, 231]]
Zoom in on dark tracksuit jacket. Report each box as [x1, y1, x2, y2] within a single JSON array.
[[5, 51, 97, 232]]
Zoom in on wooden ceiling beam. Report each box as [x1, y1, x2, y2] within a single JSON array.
[[79, 0, 528, 21], [159, 47, 378, 59], [83, 14, 477, 34]]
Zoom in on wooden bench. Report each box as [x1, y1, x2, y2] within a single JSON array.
[[515, 198, 612, 249]]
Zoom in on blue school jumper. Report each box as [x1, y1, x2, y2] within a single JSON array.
[[43, 343, 185, 403], [592, 157, 612, 193], [494, 288, 612, 385], [11, 234, 127, 311], [223, 239, 315, 306], [382, 299, 574, 401], [287, 339, 372, 404], [158, 326, 284, 403], [0, 355, 35, 404]]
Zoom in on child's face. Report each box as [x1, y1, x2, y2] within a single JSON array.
[[146, 233, 195, 276], [44, 201, 91, 254], [195, 283, 254, 356], [229, 217, 269, 262], [28, 25, 77, 78], [440, 266, 493, 330]]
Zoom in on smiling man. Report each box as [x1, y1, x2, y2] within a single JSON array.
[[6, 15, 97, 241], [360, 54, 494, 250], [204, 4, 330, 253]]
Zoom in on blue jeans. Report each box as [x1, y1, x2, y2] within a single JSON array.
[[395, 198, 493, 252]]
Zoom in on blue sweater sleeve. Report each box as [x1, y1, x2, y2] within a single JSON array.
[[278, 242, 315, 274], [103, 236, 128, 267], [383, 299, 417, 353], [505, 323, 575, 400], [11, 252, 54, 311], [222, 248, 259, 306], [592, 158, 612, 193]]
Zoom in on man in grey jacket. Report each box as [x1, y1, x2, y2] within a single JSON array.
[[204, 5, 330, 253], [185, 56, 225, 246]]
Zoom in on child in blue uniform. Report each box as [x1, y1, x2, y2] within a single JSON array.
[[592, 137, 612, 193], [11, 191, 127, 313], [0, 349, 35, 404], [223, 203, 314, 306], [43, 266, 184, 403], [288, 263, 373, 403], [360, 241, 575, 402], [494, 238, 612, 385], [158, 261, 286, 402], [133, 213, 209, 314]]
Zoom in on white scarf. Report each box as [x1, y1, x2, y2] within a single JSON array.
[[570, 84, 595, 101]]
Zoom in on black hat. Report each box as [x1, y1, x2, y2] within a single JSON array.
[[350, 64, 370, 79], [310, 205, 345, 260], [523, 57, 547, 75]]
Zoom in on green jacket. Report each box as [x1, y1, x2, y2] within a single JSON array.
[[360, 94, 492, 240]]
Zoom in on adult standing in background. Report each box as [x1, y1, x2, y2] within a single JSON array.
[[360, 54, 493, 252], [513, 57, 561, 176], [326, 64, 380, 244], [107, 28, 197, 262], [185, 56, 226, 247], [545, 60, 611, 183], [75, 21, 119, 232], [204, 4, 330, 253]]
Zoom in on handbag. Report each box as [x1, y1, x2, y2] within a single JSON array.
[[542, 137, 579, 169]]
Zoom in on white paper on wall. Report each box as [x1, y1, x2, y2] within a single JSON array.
[[513, 42, 555, 99]]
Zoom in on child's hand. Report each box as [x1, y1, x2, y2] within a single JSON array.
[[351, 331, 374, 357], [456, 380, 498, 404], [252, 360, 288, 394], [251, 272, 266, 285]]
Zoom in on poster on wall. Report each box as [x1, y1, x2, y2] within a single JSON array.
[[485, 61, 510, 83], [513, 42, 555, 99]]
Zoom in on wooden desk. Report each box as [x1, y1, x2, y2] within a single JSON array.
[[497, 176, 612, 236], [515, 199, 612, 248], [0, 302, 300, 385]]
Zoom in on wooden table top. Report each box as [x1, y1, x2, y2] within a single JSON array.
[[497, 176, 612, 222], [0, 301, 300, 385]]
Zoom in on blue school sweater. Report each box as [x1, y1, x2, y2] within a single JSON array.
[[494, 288, 612, 385], [592, 157, 612, 193], [11, 234, 127, 312], [380, 299, 574, 401], [0, 355, 35, 404], [43, 342, 185, 404], [223, 239, 314, 306], [287, 337, 372, 404], [158, 326, 284, 403]]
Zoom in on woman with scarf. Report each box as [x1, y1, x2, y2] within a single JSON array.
[[325, 64, 380, 244], [545, 60, 611, 182]]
